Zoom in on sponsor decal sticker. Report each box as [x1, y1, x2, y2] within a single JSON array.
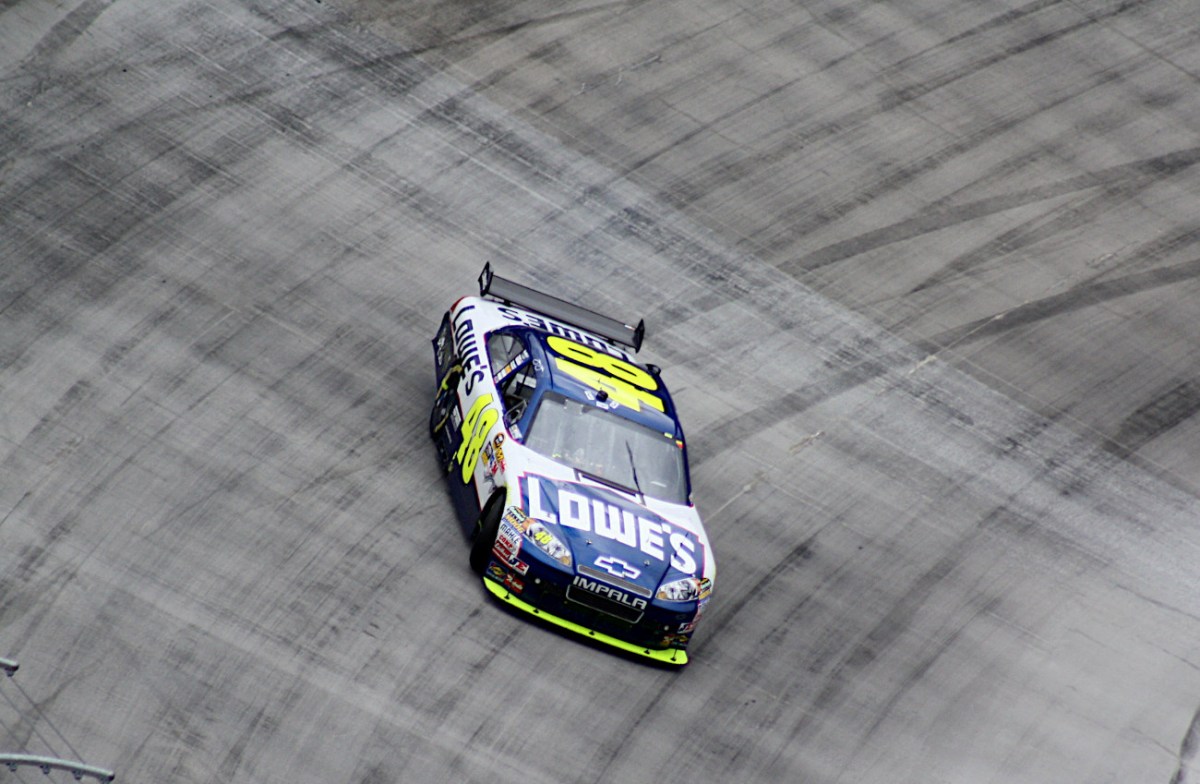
[[503, 573, 525, 594], [503, 506, 528, 529], [524, 475, 701, 571], [659, 633, 691, 648], [495, 351, 529, 385], [492, 433, 506, 472], [496, 307, 632, 361], [494, 518, 522, 562], [495, 508, 531, 573], [483, 434, 506, 476], [488, 563, 525, 594], [452, 307, 487, 394]]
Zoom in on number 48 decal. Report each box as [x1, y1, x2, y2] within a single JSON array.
[[546, 337, 664, 413], [456, 394, 499, 483]]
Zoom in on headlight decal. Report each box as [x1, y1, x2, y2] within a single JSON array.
[[656, 575, 713, 604], [505, 505, 572, 567], [656, 577, 702, 602], [525, 519, 572, 566]]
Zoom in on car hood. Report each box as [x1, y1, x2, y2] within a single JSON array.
[[519, 472, 708, 597]]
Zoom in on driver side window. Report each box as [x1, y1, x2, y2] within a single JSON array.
[[488, 332, 525, 376], [487, 331, 537, 432]]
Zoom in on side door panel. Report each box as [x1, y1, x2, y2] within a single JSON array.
[[432, 308, 502, 532]]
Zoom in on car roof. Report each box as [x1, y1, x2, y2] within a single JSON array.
[[509, 327, 684, 439]]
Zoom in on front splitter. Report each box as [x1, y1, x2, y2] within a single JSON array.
[[482, 577, 688, 666]]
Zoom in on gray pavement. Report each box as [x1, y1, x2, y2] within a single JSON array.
[[2, 1, 1199, 782]]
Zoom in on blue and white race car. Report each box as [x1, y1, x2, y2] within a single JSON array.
[[430, 265, 714, 665]]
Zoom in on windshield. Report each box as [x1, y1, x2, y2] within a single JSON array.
[[525, 392, 689, 504]]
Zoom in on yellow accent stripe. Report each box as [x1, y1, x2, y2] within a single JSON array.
[[482, 577, 688, 666]]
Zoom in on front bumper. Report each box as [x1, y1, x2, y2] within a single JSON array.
[[482, 577, 689, 665]]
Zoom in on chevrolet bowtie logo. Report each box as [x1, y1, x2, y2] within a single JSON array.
[[594, 555, 641, 580]]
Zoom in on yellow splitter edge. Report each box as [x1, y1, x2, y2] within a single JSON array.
[[483, 578, 689, 666]]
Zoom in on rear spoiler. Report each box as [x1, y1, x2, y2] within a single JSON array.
[[478, 263, 645, 352]]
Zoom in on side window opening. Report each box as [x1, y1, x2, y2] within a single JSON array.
[[487, 331, 537, 433], [501, 363, 537, 429], [488, 332, 524, 376]]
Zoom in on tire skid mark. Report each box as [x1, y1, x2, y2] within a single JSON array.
[[1, 154, 229, 357], [879, 0, 1071, 76], [1107, 380, 1200, 460], [783, 145, 1200, 275], [619, 64, 831, 184], [594, 3, 869, 184], [873, 0, 1143, 107], [0, 3, 461, 678], [759, 524, 984, 772], [3, 436, 158, 656], [18, 0, 115, 73], [761, 490, 1108, 779], [633, 0, 1139, 221], [1031, 415, 1190, 500], [356, 0, 636, 60], [697, 532, 819, 643], [853, 595, 1000, 748], [924, 255, 1200, 350], [458, 38, 572, 102], [677, 242, 1198, 504], [214, 704, 267, 781], [245, 2, 597, 225], [762, 62, 1134, 264], [7, 75, 296, 163], [688, 358, 889, 467], [2, 6, 460, 321], [582, 676, 678, 784], [924, 146, 1060, 215], [904, 167, 1188, 296], [1, 60, 290, 266], [1, 35, 222, 107]]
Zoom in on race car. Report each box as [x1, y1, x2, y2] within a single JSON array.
[[429, 264, 715, 665]]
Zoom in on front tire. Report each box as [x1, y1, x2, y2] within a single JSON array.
[[469, 493, 505, 574]]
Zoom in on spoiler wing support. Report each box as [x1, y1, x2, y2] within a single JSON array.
[[478, 263, 645, 352]]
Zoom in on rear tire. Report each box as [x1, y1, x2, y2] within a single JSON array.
[[469, 493, 505, 575]]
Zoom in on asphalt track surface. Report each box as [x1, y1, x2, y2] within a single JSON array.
[[2, 1, 1200, 782]]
